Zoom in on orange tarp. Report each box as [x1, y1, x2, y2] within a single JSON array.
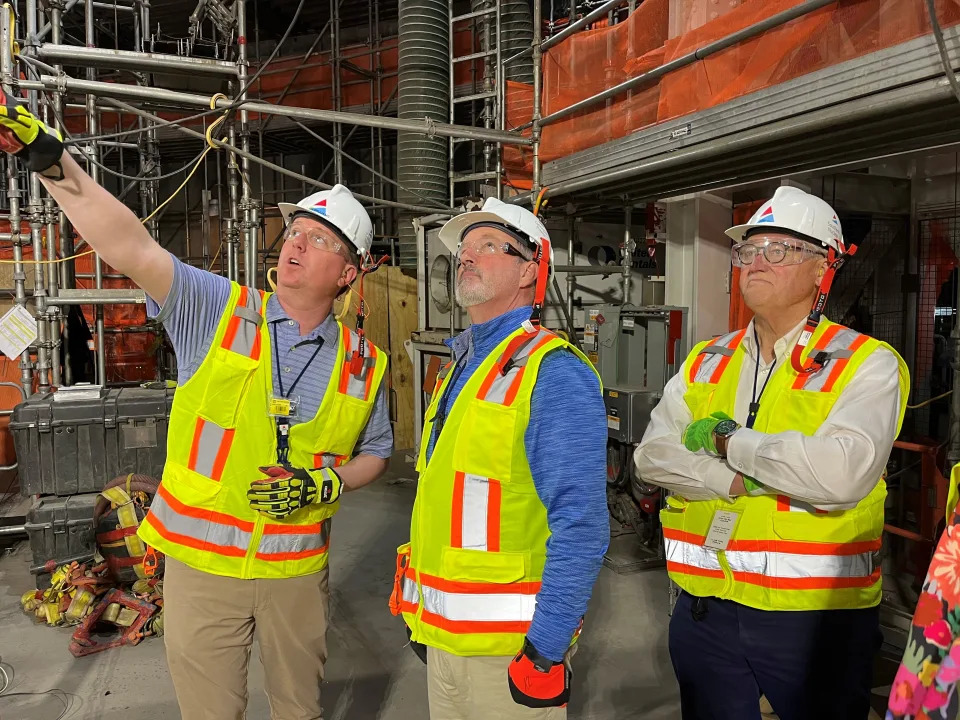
[[506, 0, 960, 185]]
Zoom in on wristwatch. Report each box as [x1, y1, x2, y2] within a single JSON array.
[[713, 419, 740, 458]]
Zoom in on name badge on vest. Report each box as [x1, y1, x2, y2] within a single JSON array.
[[268, 396, 300, 419], [704, 510, 740, 551]]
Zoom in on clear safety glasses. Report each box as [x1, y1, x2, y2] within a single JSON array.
[[283, 224, 344, 255], [731, 237, 827, 268]]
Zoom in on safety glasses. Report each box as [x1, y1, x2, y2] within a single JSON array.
[[731, 238, 827, 268]]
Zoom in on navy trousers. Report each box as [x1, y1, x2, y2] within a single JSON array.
[[669, 591, 880, 720]]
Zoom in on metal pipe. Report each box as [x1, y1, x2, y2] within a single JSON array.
[[227, 124, 240, 282], [32, 75, 533, 146], [50, 0, 69, 385], [37, 0, 80, 41], [0, 525, 27, 537], [237, 0, 256, 288], [537, 0, 836, 129], [85, 0, 106, 385], [551, 275, 583, 353], [47, 296, 145, 306], [25, 0, 51, 391], [98, 96, 454, 215], [44, 196, 61, 386], [76, 1, 135, 13], [622, 205, 632, 305], [566, 215, 575, 327], [331, 0, 343, 184], [552, 265, 623, 275], [2, 9, 32, 396], [531, 0, 543, 195]]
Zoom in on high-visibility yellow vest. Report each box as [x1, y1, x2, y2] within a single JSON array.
[[390, 326, 599, 656], [660, 318, 909, 611], [138, 283, 387, 579]]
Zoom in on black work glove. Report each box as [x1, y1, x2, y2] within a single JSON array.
[[247, 465, 343, 519]]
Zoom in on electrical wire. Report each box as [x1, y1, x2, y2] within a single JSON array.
[[926, 0, 960, 105], [907, 389, 953, 409]]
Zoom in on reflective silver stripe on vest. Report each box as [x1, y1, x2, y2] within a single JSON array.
[[460, 473, 493, 551], [402, 576, 420, 606], [340, 328, 377, 401], [724, 548, 876, 579], [191, 418, 233, 480], [258, 518, 330, 556], [223, 288, 263, 357], [479, 329, 552, 404], [665, 537, 723, 572], [420, 586, 538, 623], [343, 354, 376, 400], [798, 328, 862, 392], [692, 330, 743, 384], [149, 492, 252, 552]]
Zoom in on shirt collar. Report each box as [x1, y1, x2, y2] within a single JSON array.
[[445, 306, 532, 363], [741, 317, 807, 367], [266, 294, 339, 344]]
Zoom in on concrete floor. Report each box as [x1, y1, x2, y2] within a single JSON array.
[[0, 462, 682, 720]]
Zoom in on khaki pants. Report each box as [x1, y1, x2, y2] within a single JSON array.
[[163, 557, 329, 720], [426, 646, 567, 720]]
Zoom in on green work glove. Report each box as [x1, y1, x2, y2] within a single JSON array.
[[682, 411, 734, 454], [742, 475, 767, 496], [0, 88, 64, 177], [248, 465, 343, 519]]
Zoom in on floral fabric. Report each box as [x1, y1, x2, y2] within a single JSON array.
[[887, 506, 960, 720]]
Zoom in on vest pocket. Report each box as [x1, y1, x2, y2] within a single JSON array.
[[198, 348, 259, 429], [440, 545, 527, 584], [454, 402, 518, 483], [771, 505, 875, 544], [317, 393, 374, 456]]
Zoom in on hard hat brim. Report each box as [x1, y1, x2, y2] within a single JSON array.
[[277, 202, 366, 257], [438, 210, 526, 255], [725, 223, 834, 251]]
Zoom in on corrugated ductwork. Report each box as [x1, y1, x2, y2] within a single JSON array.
[[396, 0, 450, 268]]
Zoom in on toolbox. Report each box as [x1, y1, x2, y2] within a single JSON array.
[[11, 385, 174, 496], [24, 492, 99, 588]]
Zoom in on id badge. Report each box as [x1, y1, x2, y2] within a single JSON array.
[[268, 395, 300, 419], [703, 510, 740, 551]]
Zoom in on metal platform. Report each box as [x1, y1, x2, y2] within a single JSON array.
[[542, 27, 960, 202]]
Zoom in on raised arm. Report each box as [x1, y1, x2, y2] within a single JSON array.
[[0, 95, 173, 303]]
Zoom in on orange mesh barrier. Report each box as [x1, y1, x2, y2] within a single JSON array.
[[506, 0, 960, 186]]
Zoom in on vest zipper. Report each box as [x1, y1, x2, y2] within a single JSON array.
[[244, 512, 266, 578]]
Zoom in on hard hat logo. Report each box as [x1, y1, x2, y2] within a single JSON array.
[[757, 206, 775, 224], [278, 183, 373, 258]]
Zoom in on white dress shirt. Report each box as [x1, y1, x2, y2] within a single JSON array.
[[633, 319, 903, 511]]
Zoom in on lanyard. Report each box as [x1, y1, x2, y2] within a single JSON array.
[[746, 326, 776, 430], [272, 323, 324, 399], [272, 322, 324, 464]]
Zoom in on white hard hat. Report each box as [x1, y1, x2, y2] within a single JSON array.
[[278, 184, 374, 258], [438, 197, 555, 265], [725, 186, 844, 253]]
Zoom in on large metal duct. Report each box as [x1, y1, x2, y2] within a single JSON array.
[[501, 0, 534, 83], [397, 0, 450, 269]]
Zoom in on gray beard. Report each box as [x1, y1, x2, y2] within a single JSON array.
[[455, 273, 495, 307]]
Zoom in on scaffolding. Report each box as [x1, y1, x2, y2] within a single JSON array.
[[0, 0, 533, 394]]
